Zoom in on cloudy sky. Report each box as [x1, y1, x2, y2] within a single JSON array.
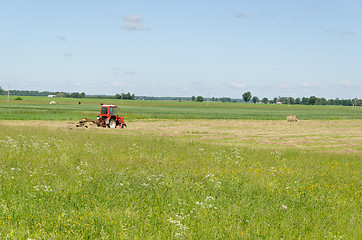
[[0, 0, 361, 99]]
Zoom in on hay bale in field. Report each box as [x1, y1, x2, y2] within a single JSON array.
[[286, 115, 298, 122], [50, 101, 57, 104]]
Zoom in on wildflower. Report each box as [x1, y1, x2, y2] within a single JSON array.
[[206, 196, 215, 201], [282, 205, 288, 210]]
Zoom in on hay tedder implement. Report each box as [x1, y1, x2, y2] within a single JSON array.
[[76, 105, 127, 128]]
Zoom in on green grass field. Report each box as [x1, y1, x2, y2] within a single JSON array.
[[0, 96, 361, 121], [0, 96, 361, 239]]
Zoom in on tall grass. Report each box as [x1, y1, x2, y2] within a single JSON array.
[[0, 125, 360, 239]]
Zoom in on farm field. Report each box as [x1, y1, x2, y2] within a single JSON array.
[[0, 97, 361, 239], [1, 96, 361, 120]]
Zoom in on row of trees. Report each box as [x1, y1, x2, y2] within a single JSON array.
[[0, 87, 360, 106], [191, 92, 361, 106], [241, 91, 361, 106], [0, 88, 137, 100], [115, 92, 136, 100], [192, 96, 238, 102], [61, 92, 137, 100], [0, 89, 87, 98], [58, 92, 86, 98], [0, 89, 61, 97], [191, 96, 204, 102]]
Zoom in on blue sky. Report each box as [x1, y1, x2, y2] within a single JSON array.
[[0, 0, 361, 99]]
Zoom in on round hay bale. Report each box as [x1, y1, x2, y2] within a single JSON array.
[[286, 115, 298, 122]]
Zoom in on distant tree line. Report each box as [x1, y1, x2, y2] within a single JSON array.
[[191, 96, 204, 102], [0, 89, 136, 100], [0, 87, 360, 106], [0, 90, 58, 97], [0, 90, 88, 98], [192, 96, 240, 103], [263, 95, 361, 106], [137, 96, 191, 101], [114, 92, 136, 100], [241, 91, 361, 106]]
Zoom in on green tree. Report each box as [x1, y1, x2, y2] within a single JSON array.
[[328, 99, 335, 105], [80, 92, 86, 98], [242, 91, 252, 103], [196, 96, 204, 102], [289, 97, 295, 104], [341, 99, 352, 106], [261, 97, 269, 104], [302, 97, 309, 105], [0, 86, 3, 94], [115, 93, 121, 99], [221, 97, 231, 102], [319, 97, 327, 105], [71, 92, 80, 98], [280, 97, 289, 104], [126, 92, 132, 99], [191, 96, 196, 102], [309, 96, 317, 105], [251, 96, 259, 104]]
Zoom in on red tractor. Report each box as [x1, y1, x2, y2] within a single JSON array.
[[96, 105, 127, 128]]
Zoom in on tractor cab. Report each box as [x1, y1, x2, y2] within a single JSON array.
[[99, 105, 118, 116], [96, 105, 126, 128]]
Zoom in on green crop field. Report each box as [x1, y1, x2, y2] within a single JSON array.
[[0, 96, 361, 239], [0, 95, 361, 121]]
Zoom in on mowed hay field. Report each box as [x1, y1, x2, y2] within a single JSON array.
[[0, 97, 361, 239]]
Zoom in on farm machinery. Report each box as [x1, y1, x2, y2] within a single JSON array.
[[76, 105, 127, 128]]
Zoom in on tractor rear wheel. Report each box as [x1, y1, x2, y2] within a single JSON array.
[[109, 119, 117, 128]]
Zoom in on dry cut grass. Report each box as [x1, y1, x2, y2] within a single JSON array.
[[85, 119, 362, 153], [3, 119, 361, 153]]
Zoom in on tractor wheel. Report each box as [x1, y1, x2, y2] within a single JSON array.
[[109, 119, 117, 128]]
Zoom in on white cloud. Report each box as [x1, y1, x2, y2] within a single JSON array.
[[182, 86, 192, 92], [278, 81, 292, 89], [235, 12, 252, 19], [229, 82, 246, 89], [124, 70, 135, 75], [122, 14, 149, 31], [64, 52, 73, 57], [111, 82, 124, 87], [324, 29, 354, 36], [339, 80, 352, 87], [235, 12, 275, 20], [56, 36, 67, 42], [300, 82, 314, 87]]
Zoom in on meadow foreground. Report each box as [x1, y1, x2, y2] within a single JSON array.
[[0, 119, 361, 239]]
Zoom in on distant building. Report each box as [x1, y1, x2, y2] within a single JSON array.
[[48, 95, 56, 98], [276, 102, 283, 104]]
